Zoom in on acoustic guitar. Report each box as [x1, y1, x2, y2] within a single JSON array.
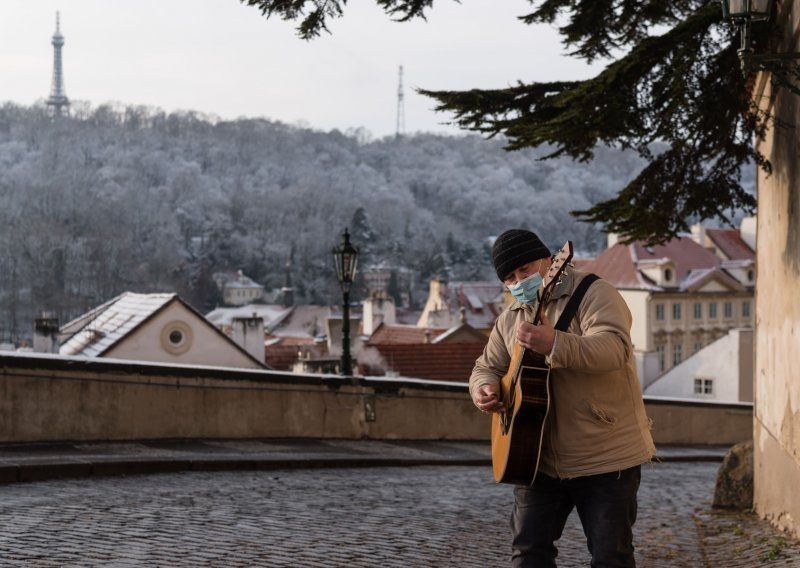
[[491, 241, 574, 485]]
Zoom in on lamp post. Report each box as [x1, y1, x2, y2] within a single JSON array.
[[719, 0, 800, 75], [332, 228, 359, 376]]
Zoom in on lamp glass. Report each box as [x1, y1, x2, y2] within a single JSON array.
[[333, 229, 359, 293], [725, 0, 773, 20]]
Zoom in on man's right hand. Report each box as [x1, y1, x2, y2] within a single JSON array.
[[473, 383, 506, 413]]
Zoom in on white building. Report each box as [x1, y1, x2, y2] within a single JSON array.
[[644, 328, 753, 403]]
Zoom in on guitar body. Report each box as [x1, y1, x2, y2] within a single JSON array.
[[491, 345, 551, 485], [489, 240, 573, 486]]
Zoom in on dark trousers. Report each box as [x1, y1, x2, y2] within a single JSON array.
[[510, 466, 641, 568]]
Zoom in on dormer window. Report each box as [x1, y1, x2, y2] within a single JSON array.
[[747, 269, 754, 282], [664, 268, 673, 282]]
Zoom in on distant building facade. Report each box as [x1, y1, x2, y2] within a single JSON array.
[[361, 264, 413, 307], [581, 220, 755, 387], [213, 270, 265, 306]]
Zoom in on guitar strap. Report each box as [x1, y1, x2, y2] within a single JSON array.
[[554, 273, 600, 332]]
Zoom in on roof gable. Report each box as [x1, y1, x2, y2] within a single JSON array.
[[60, 293, 176, 357], [61, 292, 267, 368], [684, 268, 746, 293]]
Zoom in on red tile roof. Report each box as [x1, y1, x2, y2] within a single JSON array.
[[705, 228, 755, 261], [264, 336, 321, 370], [362, 342, 487, 382], [582, 237, 728, 291], [581, 244, 649, 289], [366, 324, 448, 345], [632, 238, 721, 283]]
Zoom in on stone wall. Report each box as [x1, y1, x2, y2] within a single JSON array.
[[0, 353, 751, 446]]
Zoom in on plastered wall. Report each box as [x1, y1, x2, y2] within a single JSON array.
[[753, 1, 800, 539]]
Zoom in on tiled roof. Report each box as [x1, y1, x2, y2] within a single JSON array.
[[205, 304, 292, 330], [582, 237, 725, 291], [445, 281, 505, 329], [432, 323, 489, 344], [367, 324, 448, 345], [632, 238, 721, 283], [264, 336, 321, 371], [705, 228, 755, 261], [205, 304, 353, 338], [362, 342, 487, 382], [395, 308, 423, 325], [581, 244, 653, 289], [60, 293, 176, 357]]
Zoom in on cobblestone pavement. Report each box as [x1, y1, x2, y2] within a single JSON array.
[[0, 462, 798, 567]]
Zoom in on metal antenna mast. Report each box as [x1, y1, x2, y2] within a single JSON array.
[[46, 12, 70, 117], [396, 65, 406, 138]]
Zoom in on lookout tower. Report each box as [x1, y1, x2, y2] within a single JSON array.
[[46, 12, 70, 116]]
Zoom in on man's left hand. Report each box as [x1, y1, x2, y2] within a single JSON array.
[[516, 312, 556, 355]]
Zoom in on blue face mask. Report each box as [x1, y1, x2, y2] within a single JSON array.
[[507, 272, 543, 305]]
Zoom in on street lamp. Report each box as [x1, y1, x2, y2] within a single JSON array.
[[719, 0, 800, 75], [332, 227, 359, 376]]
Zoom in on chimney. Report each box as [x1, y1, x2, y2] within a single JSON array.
[[607, 233, 620, 249], [33, 312, 60, 353], [362, 292, 396, 336], [740, 216, 757, 251], [690, 223, 706, 246], [231, 314, 265, 363]]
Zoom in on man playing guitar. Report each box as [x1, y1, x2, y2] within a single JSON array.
[[470, 229, 655, 568]]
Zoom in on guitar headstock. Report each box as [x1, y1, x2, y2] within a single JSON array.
[[542, 241, 574, 290]]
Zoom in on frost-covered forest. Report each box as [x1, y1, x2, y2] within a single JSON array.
[[0, 102, 651, 341]]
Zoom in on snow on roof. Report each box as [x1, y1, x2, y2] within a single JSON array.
[[60, 293, 176, 358], [205, 304, 291, 329]]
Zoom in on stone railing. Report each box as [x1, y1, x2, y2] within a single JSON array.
[[0, 353, 751, 445]]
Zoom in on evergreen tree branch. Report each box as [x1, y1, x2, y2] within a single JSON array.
[[239, 0, 442, 38]]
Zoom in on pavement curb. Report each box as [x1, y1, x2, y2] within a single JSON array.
[[0, 452, 721, 485]]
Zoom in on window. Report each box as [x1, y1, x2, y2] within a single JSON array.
[[709, 302, 717, 319], [747, 269, 754, 282], [672, 303, 681, 320], [656, 344, 665, 372], [168, 330, 184, 345], [694, 378, 714, 395], [693, 303, 702, 320], [160, 321, 193, 355], [742, 301, 751, 318], [672, 343, 683, 366], [724, 302, 733, 319], [693, 342, 703, 354], [664, 268, 673, 282], [656, 304, 665, 321]]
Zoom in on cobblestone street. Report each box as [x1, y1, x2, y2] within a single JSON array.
[[1, 461, 798, 566]]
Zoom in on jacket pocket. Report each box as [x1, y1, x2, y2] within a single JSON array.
[[588, 402, 617, 427]]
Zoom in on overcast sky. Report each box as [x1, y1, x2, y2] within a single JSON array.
[[0, 0, 605, 137]]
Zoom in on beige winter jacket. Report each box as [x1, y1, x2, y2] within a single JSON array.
[[469, 269, 656, 479]]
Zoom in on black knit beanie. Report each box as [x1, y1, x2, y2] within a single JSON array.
[[492, 229, 551, 281]]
